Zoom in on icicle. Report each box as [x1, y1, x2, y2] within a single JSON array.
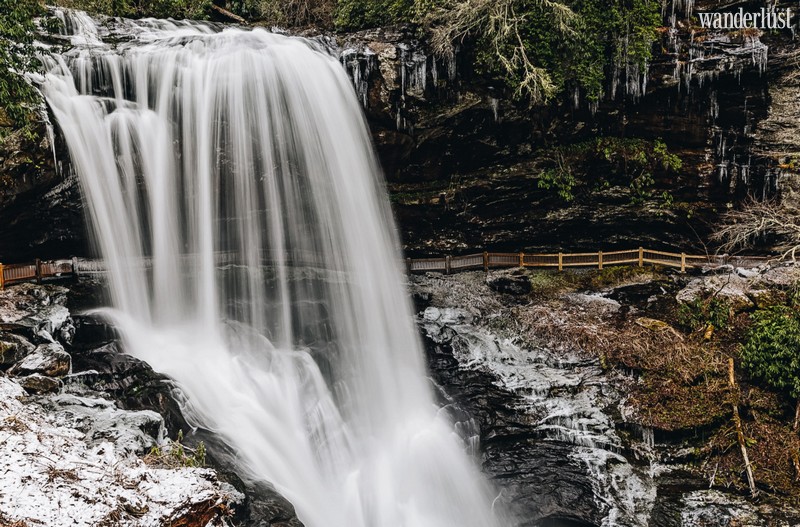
[[446, 47, 457, 81], [489, 97, 499, 122]]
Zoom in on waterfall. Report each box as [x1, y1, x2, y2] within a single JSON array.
[[41, 11, 504, 527]]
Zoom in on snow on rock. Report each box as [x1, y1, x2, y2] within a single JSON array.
[[676, 273, 757, 311], [0, 375, 241, 526], [677, 264, 800, 311], [8, 341, 71, 377], [44, 393, 165, 455], [0, 284, 71, 342]]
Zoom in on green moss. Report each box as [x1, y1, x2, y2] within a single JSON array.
[[526, 270, 573, 297]]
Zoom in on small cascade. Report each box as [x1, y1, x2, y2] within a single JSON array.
[[421, 305, 660, 526]]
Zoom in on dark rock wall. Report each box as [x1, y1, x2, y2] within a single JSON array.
[[339, 0, 800, 255], [2, 2, 799, 261], [0, 120, 87, 262]]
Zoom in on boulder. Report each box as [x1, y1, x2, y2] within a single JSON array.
[[676, 274, 757, 312], [0, 333, 35, 369], [18, 373, 61, 394], [8, 342, 71, 377], [44, 393, 164, 455], [486, 273, 532, 296]]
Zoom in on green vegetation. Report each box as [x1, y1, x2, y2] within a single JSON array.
[[677, 297, 732, 333], [14, 0, 663, 110], [741, 306, 800, 400], [0, 0, 46, 130], [334, 0, 414, 30], [56, 0, 211, 19], [424, 0, 662, 104], [537, 137, 682, 204]]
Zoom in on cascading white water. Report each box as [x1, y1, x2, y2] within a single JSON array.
[[41, 11, 505, 527]]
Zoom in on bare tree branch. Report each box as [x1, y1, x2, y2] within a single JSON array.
[[711, 198, 800, 260], [423, 0, 575, 103]]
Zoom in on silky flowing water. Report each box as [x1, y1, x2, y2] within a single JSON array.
[[41, 11, 504, 527]]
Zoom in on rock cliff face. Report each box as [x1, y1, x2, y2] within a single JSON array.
[[0, 281, 303, 527], [337, 0, 800, 255], [0, 120, 86, 262], [411, 266, 800, 526], [1, 2, 799, 260]]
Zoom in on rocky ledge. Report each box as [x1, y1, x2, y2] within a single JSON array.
[[411, 263, 800, 526], [0, 281, 301, 527]]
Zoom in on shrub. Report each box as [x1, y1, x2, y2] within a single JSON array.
[[537, 137, 681, 203], [334, 0, 414, 30], [0, 0, 45, 129], [677, 297, 731, 332], [740, 306, 800, 399]]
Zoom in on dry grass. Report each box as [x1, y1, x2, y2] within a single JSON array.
[[45, 465, 79, 484], [704, 414, 800, 497]]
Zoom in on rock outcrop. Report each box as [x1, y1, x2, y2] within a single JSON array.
[[412, 266, 800, 526], [0, 282, 303, 527]]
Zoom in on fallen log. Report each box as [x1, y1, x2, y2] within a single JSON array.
[[210, 4, 247, 25]]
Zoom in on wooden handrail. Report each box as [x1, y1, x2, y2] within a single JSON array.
[[407, 248, 776, 275], [0, 249, 779, 289]]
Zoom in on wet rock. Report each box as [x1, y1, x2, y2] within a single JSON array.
[[70, 313, 118, 349], [18, 373, 62, 394], [0, 284, 71, 342], [8, 341, 71, 377], [487, 273, 532, 296], [67, 340, 304, 527], [68, 341, 190, 434], [0, 333, 35, 369]]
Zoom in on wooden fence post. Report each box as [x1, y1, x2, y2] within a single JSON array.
[[638, 247, 644, 267], [681, 253, 686, 273], [72, 256, 79, 277], [519, 252, 524, 268], [483, 251, 488, 272], [0, 263, 4, 289], [598, 251, 603, 270], [445, 255, 451, 275], [35, 258, 42, 284], [558, 252, 563, 272]]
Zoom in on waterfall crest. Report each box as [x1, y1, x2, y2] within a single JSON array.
[[41, 11, 504, 527]]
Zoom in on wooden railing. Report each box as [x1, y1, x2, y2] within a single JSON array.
[[406, 248, 773, 274], [0, 249, 774, 289], [0, 258, 77, 288]]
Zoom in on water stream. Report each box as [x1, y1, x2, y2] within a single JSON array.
[[40, 11, 504, 527]]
